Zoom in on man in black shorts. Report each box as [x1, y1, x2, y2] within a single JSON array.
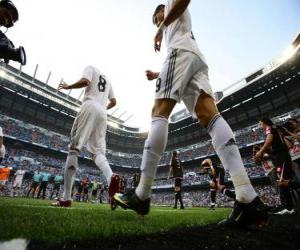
[[50, 172, 63, 200], [76, 178, 84, 202], [132, 172, 140, 189], [255, 118, 295, 215], [82, 177, 90, 202], [168, 151, 184, 209], [26, 170, 41, 198], [202, 158, 236, 210]]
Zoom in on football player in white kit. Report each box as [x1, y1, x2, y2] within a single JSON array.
[[0, 126, 6, 164], [12, 166, 26, 196], [53, 65, 120, 208], [114, 0, 268, 227]]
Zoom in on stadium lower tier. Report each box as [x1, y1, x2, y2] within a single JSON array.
[[0, 178, 281, 208], [1, 110, 299, 168], [1, 142, 266, 188]]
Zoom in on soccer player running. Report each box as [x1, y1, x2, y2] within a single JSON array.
[[114, 0, 268, 227], [12, 166, 26, 197], [201, 158, 236, 210], [167, 151, 184, 209], [53, 65, 120, 208]]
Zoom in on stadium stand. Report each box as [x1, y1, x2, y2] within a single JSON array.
[[0, 33, 300, 207]]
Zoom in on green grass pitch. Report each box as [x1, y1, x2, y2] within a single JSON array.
[[0, 198, 230, 243]]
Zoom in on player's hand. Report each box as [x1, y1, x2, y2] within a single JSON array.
[[154, 29, 163, 52], [58, 82, 70, 90], [145, 70, 158, 81]]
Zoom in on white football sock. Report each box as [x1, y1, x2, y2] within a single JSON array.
[[94, 153, 113, 185], [208, 114, 257, 203], [135, 117, 168, 200], [63, 151, 78, 201]]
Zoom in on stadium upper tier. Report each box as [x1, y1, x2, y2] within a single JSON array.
[[0, 34, 299, 154]]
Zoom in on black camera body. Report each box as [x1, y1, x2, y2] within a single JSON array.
[[0, 0, 26, 65], [0, 30, 26, 65]]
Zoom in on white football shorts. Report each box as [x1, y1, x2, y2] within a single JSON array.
[[155, 49, 214, 117], [69, 101, 107, 155]]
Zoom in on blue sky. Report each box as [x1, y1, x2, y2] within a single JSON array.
[[188, 0, 300, 88], [4, 0, 300, 129]]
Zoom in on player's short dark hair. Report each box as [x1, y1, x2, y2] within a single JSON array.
[[260, 117, 273, 126], [0, 0, 18, 21], [152, 4, 165, 25], [172, 151, 178, 156]]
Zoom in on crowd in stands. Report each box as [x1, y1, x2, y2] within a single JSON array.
[[1, 111, 299, 209], [2, 142, 267, 192], [151, 185, 281, 207], [2, 112, 298, 169]]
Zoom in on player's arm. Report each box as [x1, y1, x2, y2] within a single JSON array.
[[162, 0, 191, 27], [145, 70, 160, 81], [255, 134, 273, 160], [58, 78, 90, 90], [107, 98, 116, 110], [154, 0, 191, 52]]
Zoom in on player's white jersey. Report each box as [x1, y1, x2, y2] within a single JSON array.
[[82, 65, 115, 110], [15, 170, 26, 181], [164, 0, 206, 62]]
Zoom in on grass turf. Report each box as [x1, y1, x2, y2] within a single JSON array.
[[0, 197, 230, 243]]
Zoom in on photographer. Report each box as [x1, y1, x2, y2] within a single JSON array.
[[255, 118, 295, 215], [0, 0, 26, 65]]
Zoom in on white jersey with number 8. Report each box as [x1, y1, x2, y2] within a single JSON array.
[[69, 66, 115, 155], [82, 65, 115, 110]]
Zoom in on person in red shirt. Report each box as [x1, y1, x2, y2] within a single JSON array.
[[0, 163, 11, 193]]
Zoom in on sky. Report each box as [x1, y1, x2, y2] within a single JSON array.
[[3, 0, 300, 130]]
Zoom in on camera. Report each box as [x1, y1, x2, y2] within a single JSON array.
[[0, 0, 26, 65]]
